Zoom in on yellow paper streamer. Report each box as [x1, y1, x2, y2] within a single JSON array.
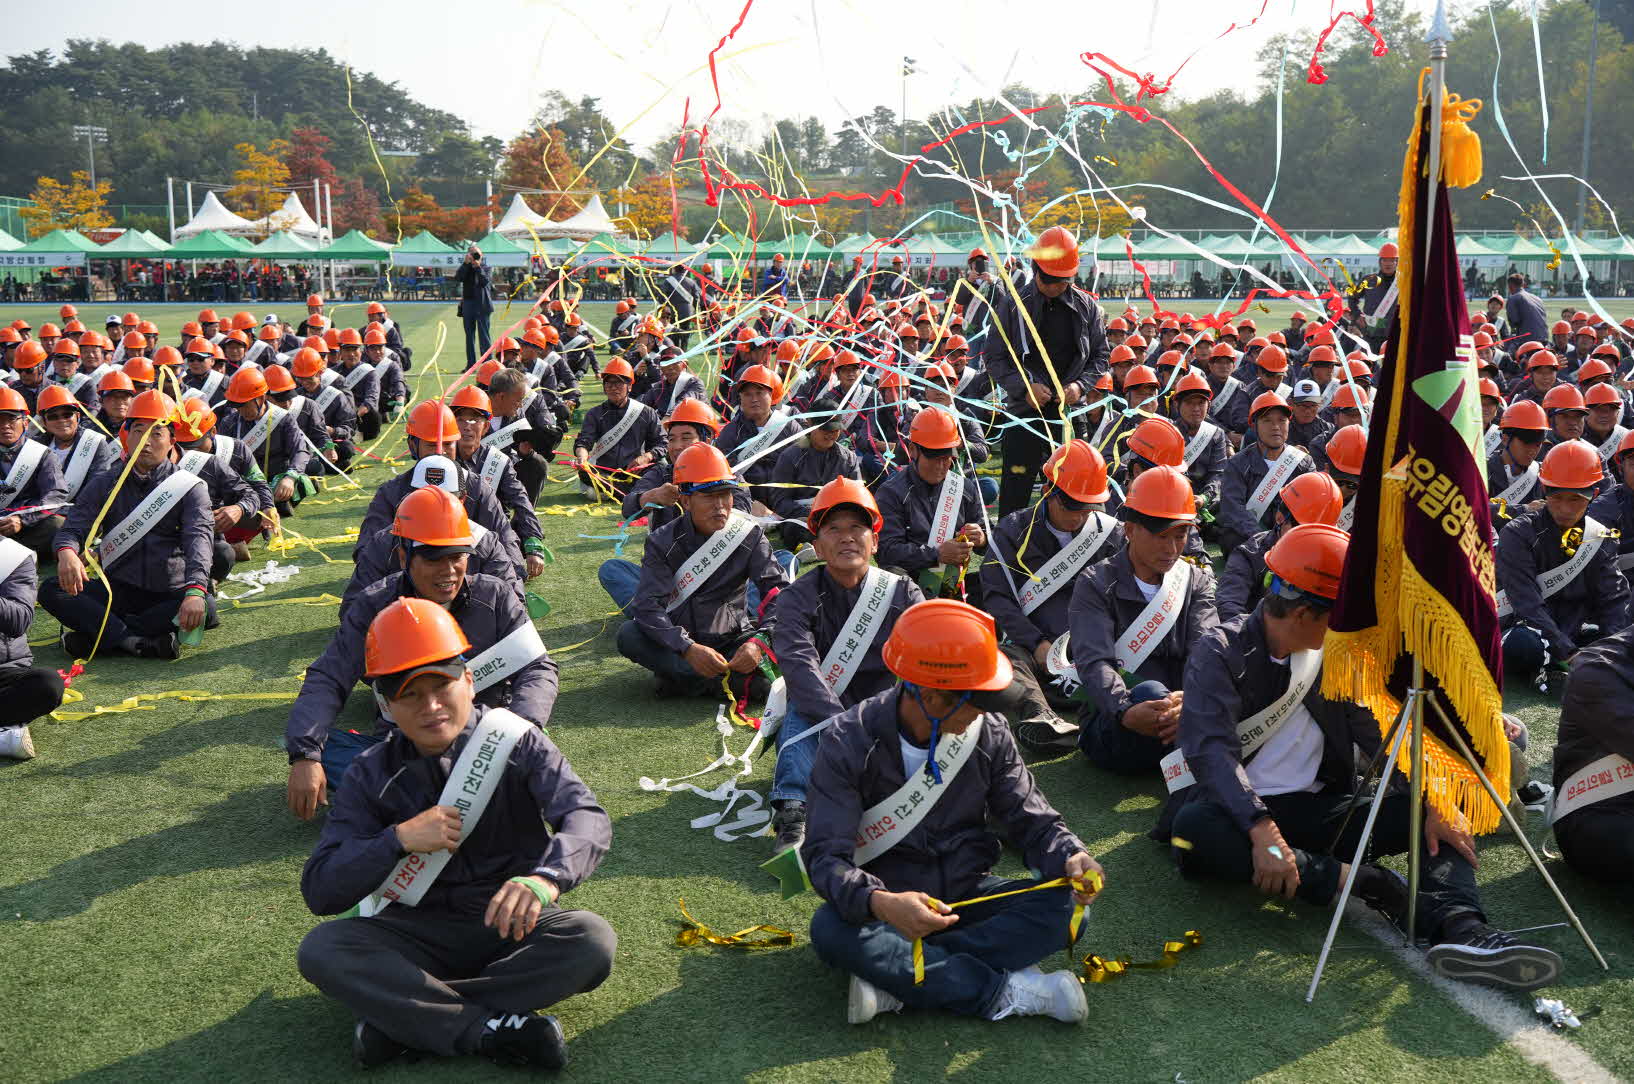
[[912, 872, 1103, 985], [51, 689, 299, 722], [1084, 930, 1204, 983], [674, 899, 795, 950]]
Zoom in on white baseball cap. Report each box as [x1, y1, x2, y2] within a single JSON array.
[[411, 454, 461, 493], [1291, 379, 1323, 402]]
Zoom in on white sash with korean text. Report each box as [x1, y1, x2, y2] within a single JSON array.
[[1549, 753, 1634, 825], [1246, 448, 1303, 521], [95, 469, 204, 568], [0, 536, 34, 582], [727, 410, 793, 466], [240, 404, 287, 455], [342, 362, 375, 391], [182, 370, 224, 403], [483, 415, 532, 454], [927, 470, 965, 550], [1114, 559, 1189, 672], [1018, 511, 1115, 615], [666, 511, 755, 611], [1496, 461, 1539, 506], [61, 431, 107, 499], [780, 568, 901, 750], [213, 435, 236, 470], [312, 384, 344, 416], [1483, 426, 1502, 459], [833, 378, 868, 431], [359, 707, 533, 916], [478, 447, 508, 493], [1495, 517, 1607, 618], [852, 717, 985, 866], [1337, 498, 1356, 531], [1183, 421, 1221, 468], [1160, 648, 1323, 793], [589, 400, 644, 462], [0, 440, 46, 507], [468, 621, 548, 693], [1209, 376, 1243, 418], [1596, 426, 1628, 463]]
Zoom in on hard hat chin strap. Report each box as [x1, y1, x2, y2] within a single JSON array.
[[905, 683, 971, 784]]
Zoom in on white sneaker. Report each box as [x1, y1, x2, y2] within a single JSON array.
[[0, 726, 36, 760], [987, 968, 1087, 1023], [794, 544, 819, 566], [847, 975, 904, 1024]]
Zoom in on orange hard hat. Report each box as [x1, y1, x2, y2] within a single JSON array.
[[1246, 336, 1270, 351], [1249, 391, 1292, 421], [548, 300, 565, 312], [615, 300, 631, 314], [1472, 331, 1494, 349], [392, 486, 474, 548], [1543, 384, 1587, 413], [180, 321, 202, 337], [185, 337, 213, 357], [123, 357, 157, 383], [258, 324, 281, 342], [58, 304, 77, 319], [1592, 343, 1621, 359], [1478, 377, 1503, 400], [290, 347, 326, 379], [1279, 472, 1343, 526], [125, 389, 178, 423], [322, 328, 341, 350], [1155, 349, 1186, 370], [664, 398, 722, 435], [153, 345, 183, 369], [602, 358, 635, 382], [521, 329, 550, 352], [775, 339, 802, 364], [64, 319, 85, 334], [1123, 364, 1158, 389], [495, 336, 520, 354], [1210, 343, 1236, 360], [925, 361, 957, 385], [1307, 345, 1337, 366], [833, 349, 861, 369], [735, 364, 783, 403], [908, 407, 962, 450], [231, 311, 256, 331], [1109, 344, 1137, 366], [1173, 371, 1212, 399], [364, 598, 473, 680], [1127, 417, 1185, 468], [1309, 328, 1337, 348], [734, 326, 755, 344], [306, 294, 324, 308], [263, 365, 296, 394], [1256, 345, 1289, 373], [1265, 523, 1350, 601], [1042, 439, 1111, 503], [1268, 331, 1287, 346], [1026, 225, 1081, 278], [1122, 464, 1196, 523], [0, 328, 17, 344], [808, 475, 883, 534], [137, 321, 158, 335], [450, 385, 492, 414], [879, 367, 909, 391], [122, 331, 148, 350], [944, 335, 969, 353], [303, 335, 329, 354], [543, 324, 562, 343], [1238, 319, 1257, 333], [36, 385, 77, 414], [364, 327, 388, 346], [1325, 424, 1369, 476], [225, 367, 269, 403], [172, 397, 217, 442], [1108, 317, 1129, 333], [637, 317, 664, 337], [1378, 242, 1399, 259], [406, 400, 460, 443], [1345, 359, 1372, 380], [1527, 350, 1561, 370], [99, 370, 136, 395], [37, 322, 60, 338], [1618, 430, 1634, 460], [337, 328, 363, 347], [1159, 317, 1180, 331], [367, 301, 387, 315], [1125, 333, 1148, 350], [1513, 340, 1543, 360], [1330, 385, 1368, 412], [0, 387, 26, 414], [13, 342, 47, 369], [49, 339, 79, 359], [672, 443, 736, 489], [881, 599, 1013, 692], [1585, 382, 1622, 408], [1500, 400, 1548, 431], [1550, 320, 1572, 336], [475, 359, 504, 386], [1538, 440, 1603, 490]]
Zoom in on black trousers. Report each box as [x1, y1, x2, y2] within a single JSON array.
[[463, 313, 492, 368], [1555, 806, 1634, 885], [1171, 788, 1483, 940], [357, 410, 381, 443], [0, 665, 65, 727], [298, 906, 616, 1057], [514, 452, 549, 504], [11, 516, 64, 562], [39, 576, 212, 646], [998, 415, 1068, 516]]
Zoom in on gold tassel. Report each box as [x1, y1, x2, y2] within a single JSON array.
[[1440, 91, 1484, 189]]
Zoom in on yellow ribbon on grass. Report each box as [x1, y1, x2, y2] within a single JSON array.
[[51, 689, 299, 722], [674, 898, 796, 950], [1084, 930, 1203, 983]]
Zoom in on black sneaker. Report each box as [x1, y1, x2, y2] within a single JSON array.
[[135, 632, 180, 660], [352, 1019, 409, 1070], [1517, 780, 1553, 812], [1426, 922, 1563, 991], [771, 800, 807, 852], [1354, 864, 1411, 932], [479, 1013, 568, 1070], [1015, 710, 1079, 754], [59, 627, 93, 659]]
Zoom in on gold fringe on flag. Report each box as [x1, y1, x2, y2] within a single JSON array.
[[1323, 70, 1507, 833]]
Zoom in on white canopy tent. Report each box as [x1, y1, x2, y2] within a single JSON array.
[[493, 193, 553, 242], [173, 190, 259, 240], [541, 194, 622, 240], [252, 191, 328, 242]]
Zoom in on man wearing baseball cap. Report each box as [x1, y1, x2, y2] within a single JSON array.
[[296, 598, 613, 1072]]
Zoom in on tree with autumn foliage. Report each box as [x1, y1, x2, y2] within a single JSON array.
[[499, 126, 583, 220], [333, 176, 384, 237], [609, 174, 678, 240], [20, 170, 113, 237], [285, 126, 340, 221], [226, 140, 291, 221], [384, 185, 490, 243]]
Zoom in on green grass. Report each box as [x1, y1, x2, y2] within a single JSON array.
[[1, 299, 1631, 1083]]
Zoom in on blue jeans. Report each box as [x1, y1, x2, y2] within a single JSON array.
[[1077, 679, 1171, 776], [599, 556, 784, 620], [810, 877, 1077, 1017], [771, 708, 821, 804], [321, 728, 384, 791], [977, 476, 998, 504]]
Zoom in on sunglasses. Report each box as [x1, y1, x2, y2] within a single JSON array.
[[915, 444, 955, 459], [42, 409, 77, 423]]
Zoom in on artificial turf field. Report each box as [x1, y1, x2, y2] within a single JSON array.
[[2, 297, 1632, 1084]]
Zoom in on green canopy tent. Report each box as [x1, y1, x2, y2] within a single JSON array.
[[98, 230, 171, 257], [314, 229, 393, 262], [165, 230, 257, 260], [18, 228, 100, 255], [14, 229, 100, 300], [465, 230, 530, 268], [140, 230, 172, 251], [389, 230, 461, 269], [0, 228, 22, 252]]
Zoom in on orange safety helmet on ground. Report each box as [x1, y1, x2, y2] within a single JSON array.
[[364, 598, 474, 688], [1542, 384, 1587, 413], [735, 365, 783, 403], [225, 367, 269, 403], [1121, 464, 1196, 523], [881, 599, 1013, 692], [807, 475, 883, 534], [1500, 400, 1548, 431], [450, 385, 492, 414], [36, 385, 78, 414], [1126, 417, 1185, 468], [672, 443, 738, 491], [289, 348, 326, 379], [406, 400, 460, 444], [602, 358, 635, 383], [1324, 425, 1369, 477], [1249, 391, 1291, 421], [1279, 472, 1343, 526], [1042, 440, 1111, 504], [392, 486, 475, 548], [908, 408, 962, 450], [1538, 440, 1603, 490], [263, 365, 296, 394], [1265, 523, 1350, 602], [664, 398, 722, 436], [1026, 226, 1080, 277], [172, 397, 216, 442]]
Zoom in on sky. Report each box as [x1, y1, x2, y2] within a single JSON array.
[[4, 0, 1447, 149]]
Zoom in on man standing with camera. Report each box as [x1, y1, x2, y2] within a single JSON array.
[[456, 246, 494, 369]]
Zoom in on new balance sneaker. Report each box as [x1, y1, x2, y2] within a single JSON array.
[[847, 975, 903, 1024], [987, 968, 1088, 1022], [0, 726, 35, 760], [771, 800, 807, 853], [1426, 922, 1563, 991], [478, 1013, 569, 1070], [352, 1019, 409, 1070]]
